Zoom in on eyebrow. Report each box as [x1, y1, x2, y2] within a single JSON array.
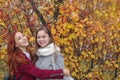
[[16, 33, 23, 40], [16, 36, 22, 40]]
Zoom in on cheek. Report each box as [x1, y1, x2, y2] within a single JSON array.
[[45, 38, 50, 45], [16, 39, 23, 44], [15, 41, 21, 47], [37, 39, 39, 42], [37, 39, 40, 44], [48, 38, 51, 43]]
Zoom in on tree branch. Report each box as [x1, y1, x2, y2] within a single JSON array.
[[30, 0, 46, 25], [53, 0, 63, 20]]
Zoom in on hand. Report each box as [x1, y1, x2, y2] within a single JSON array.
[[63, 68, 70, 76]]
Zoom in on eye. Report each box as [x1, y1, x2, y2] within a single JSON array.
[[37, 36, 41, 39], [17, 36, 22, 40]]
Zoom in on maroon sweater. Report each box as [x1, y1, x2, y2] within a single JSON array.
[[14, 52, 64, 80]]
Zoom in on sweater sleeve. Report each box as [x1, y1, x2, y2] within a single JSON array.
[[55, 52, 72, 80], [55, 52, 65, 69], [18, 62, 64, 79]]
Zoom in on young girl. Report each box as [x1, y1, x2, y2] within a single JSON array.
[[7, 31, 70, 80], [35, 26, 74, 80]]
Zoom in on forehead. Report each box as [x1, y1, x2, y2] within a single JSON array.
[[15, 32, 22, 38], [37, 30, 47, 35]]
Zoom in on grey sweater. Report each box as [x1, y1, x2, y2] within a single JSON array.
[[36, 52, 65, 80], [35, 43, 73, 80]]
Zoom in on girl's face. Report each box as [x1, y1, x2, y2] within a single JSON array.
[[37, 30, 50, 48], [15, 32, 28, 50]]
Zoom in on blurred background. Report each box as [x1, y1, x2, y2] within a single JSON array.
[[0, 0, 120, 80]]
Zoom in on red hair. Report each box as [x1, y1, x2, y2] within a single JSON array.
[[7, 31, 31, 80]]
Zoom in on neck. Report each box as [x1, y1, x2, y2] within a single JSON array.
[[18, 47, 27, 52]]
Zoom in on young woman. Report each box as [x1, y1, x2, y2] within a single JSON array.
[[35, 26, 74, 80], [7, 31, 70, 80]]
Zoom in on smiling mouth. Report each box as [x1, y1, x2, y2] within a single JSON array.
[[39, 42, 45, 45], [40, 43, 44, 45], [23, 41, 28, 44]]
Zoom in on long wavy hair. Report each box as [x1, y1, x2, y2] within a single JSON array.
[[7, 31, 31, 80], [32, 26, 55, 63], [35, 26, 55, 49]]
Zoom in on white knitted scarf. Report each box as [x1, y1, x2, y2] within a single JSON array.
[[37, 43, 60, 56]]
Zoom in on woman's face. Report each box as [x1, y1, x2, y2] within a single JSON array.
[[15, 32, 29, 50], [37, 30, 50, 48]]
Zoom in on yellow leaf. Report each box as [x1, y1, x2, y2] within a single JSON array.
[[81, 51, 86, 55], [76, 63, 79, 67], [95, 10, 102, 16], [81, 32, 87, 37], [66, 23, 74, 29], [72, 72, 76, 76], [91, 40, 95, 43], [0, 19, 5, 27], [68, 33, 76, 40], [78, 56, 82, 61], [95, 37, 99, 42], [88, 73, 93, 78], [29, 37, 35, 42], [114, 33, 117, 37], [91, 54, 95, 59], [110, 36, 114, 39], [105, 61, 109, 65], [23, 28, 31, 36], [84, 18, 89, 22], [79, 41, 83, 45], [111, 26, 115, 30], [51, 28, 56, 35], [42, 7, 49, 10], [64, 47, 69, 53], [71, 12, 79, 22], [76, 23, 84, 28], [68, 46, 73, 52], [98, 46, 102, 50], [49, 11, 53, 16], [92, 30, 96, 35], [2, 48, 6, 53], [88, 52, 92, 55], [0, 54, 5, 59], [115, 49, 119, 52], [81, 51, 88, 57], [103, 50, 107, 54], [101, 28, 105, 32], [115, 64, 118, 68], [105, 13, 108, 17], [101, 37, 105, 42], [105, 61, 112, 66], [75, 69, 78, 73], [105, 0, 109, 2], [0, 38, 4, 43]]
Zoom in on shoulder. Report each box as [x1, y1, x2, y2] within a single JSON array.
[[16, 52, 32, 65], [56, 51, 63, 56], [54, 51, 64, 61], [16, 52, 26, 58]]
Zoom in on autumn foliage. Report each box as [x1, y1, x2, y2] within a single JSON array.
[[0, 0, 120, 80]]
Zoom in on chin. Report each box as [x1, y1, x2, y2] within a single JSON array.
[[24, 44, 29, 46], [41, 45, 47, 48], [41, 46, 45, 48]]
